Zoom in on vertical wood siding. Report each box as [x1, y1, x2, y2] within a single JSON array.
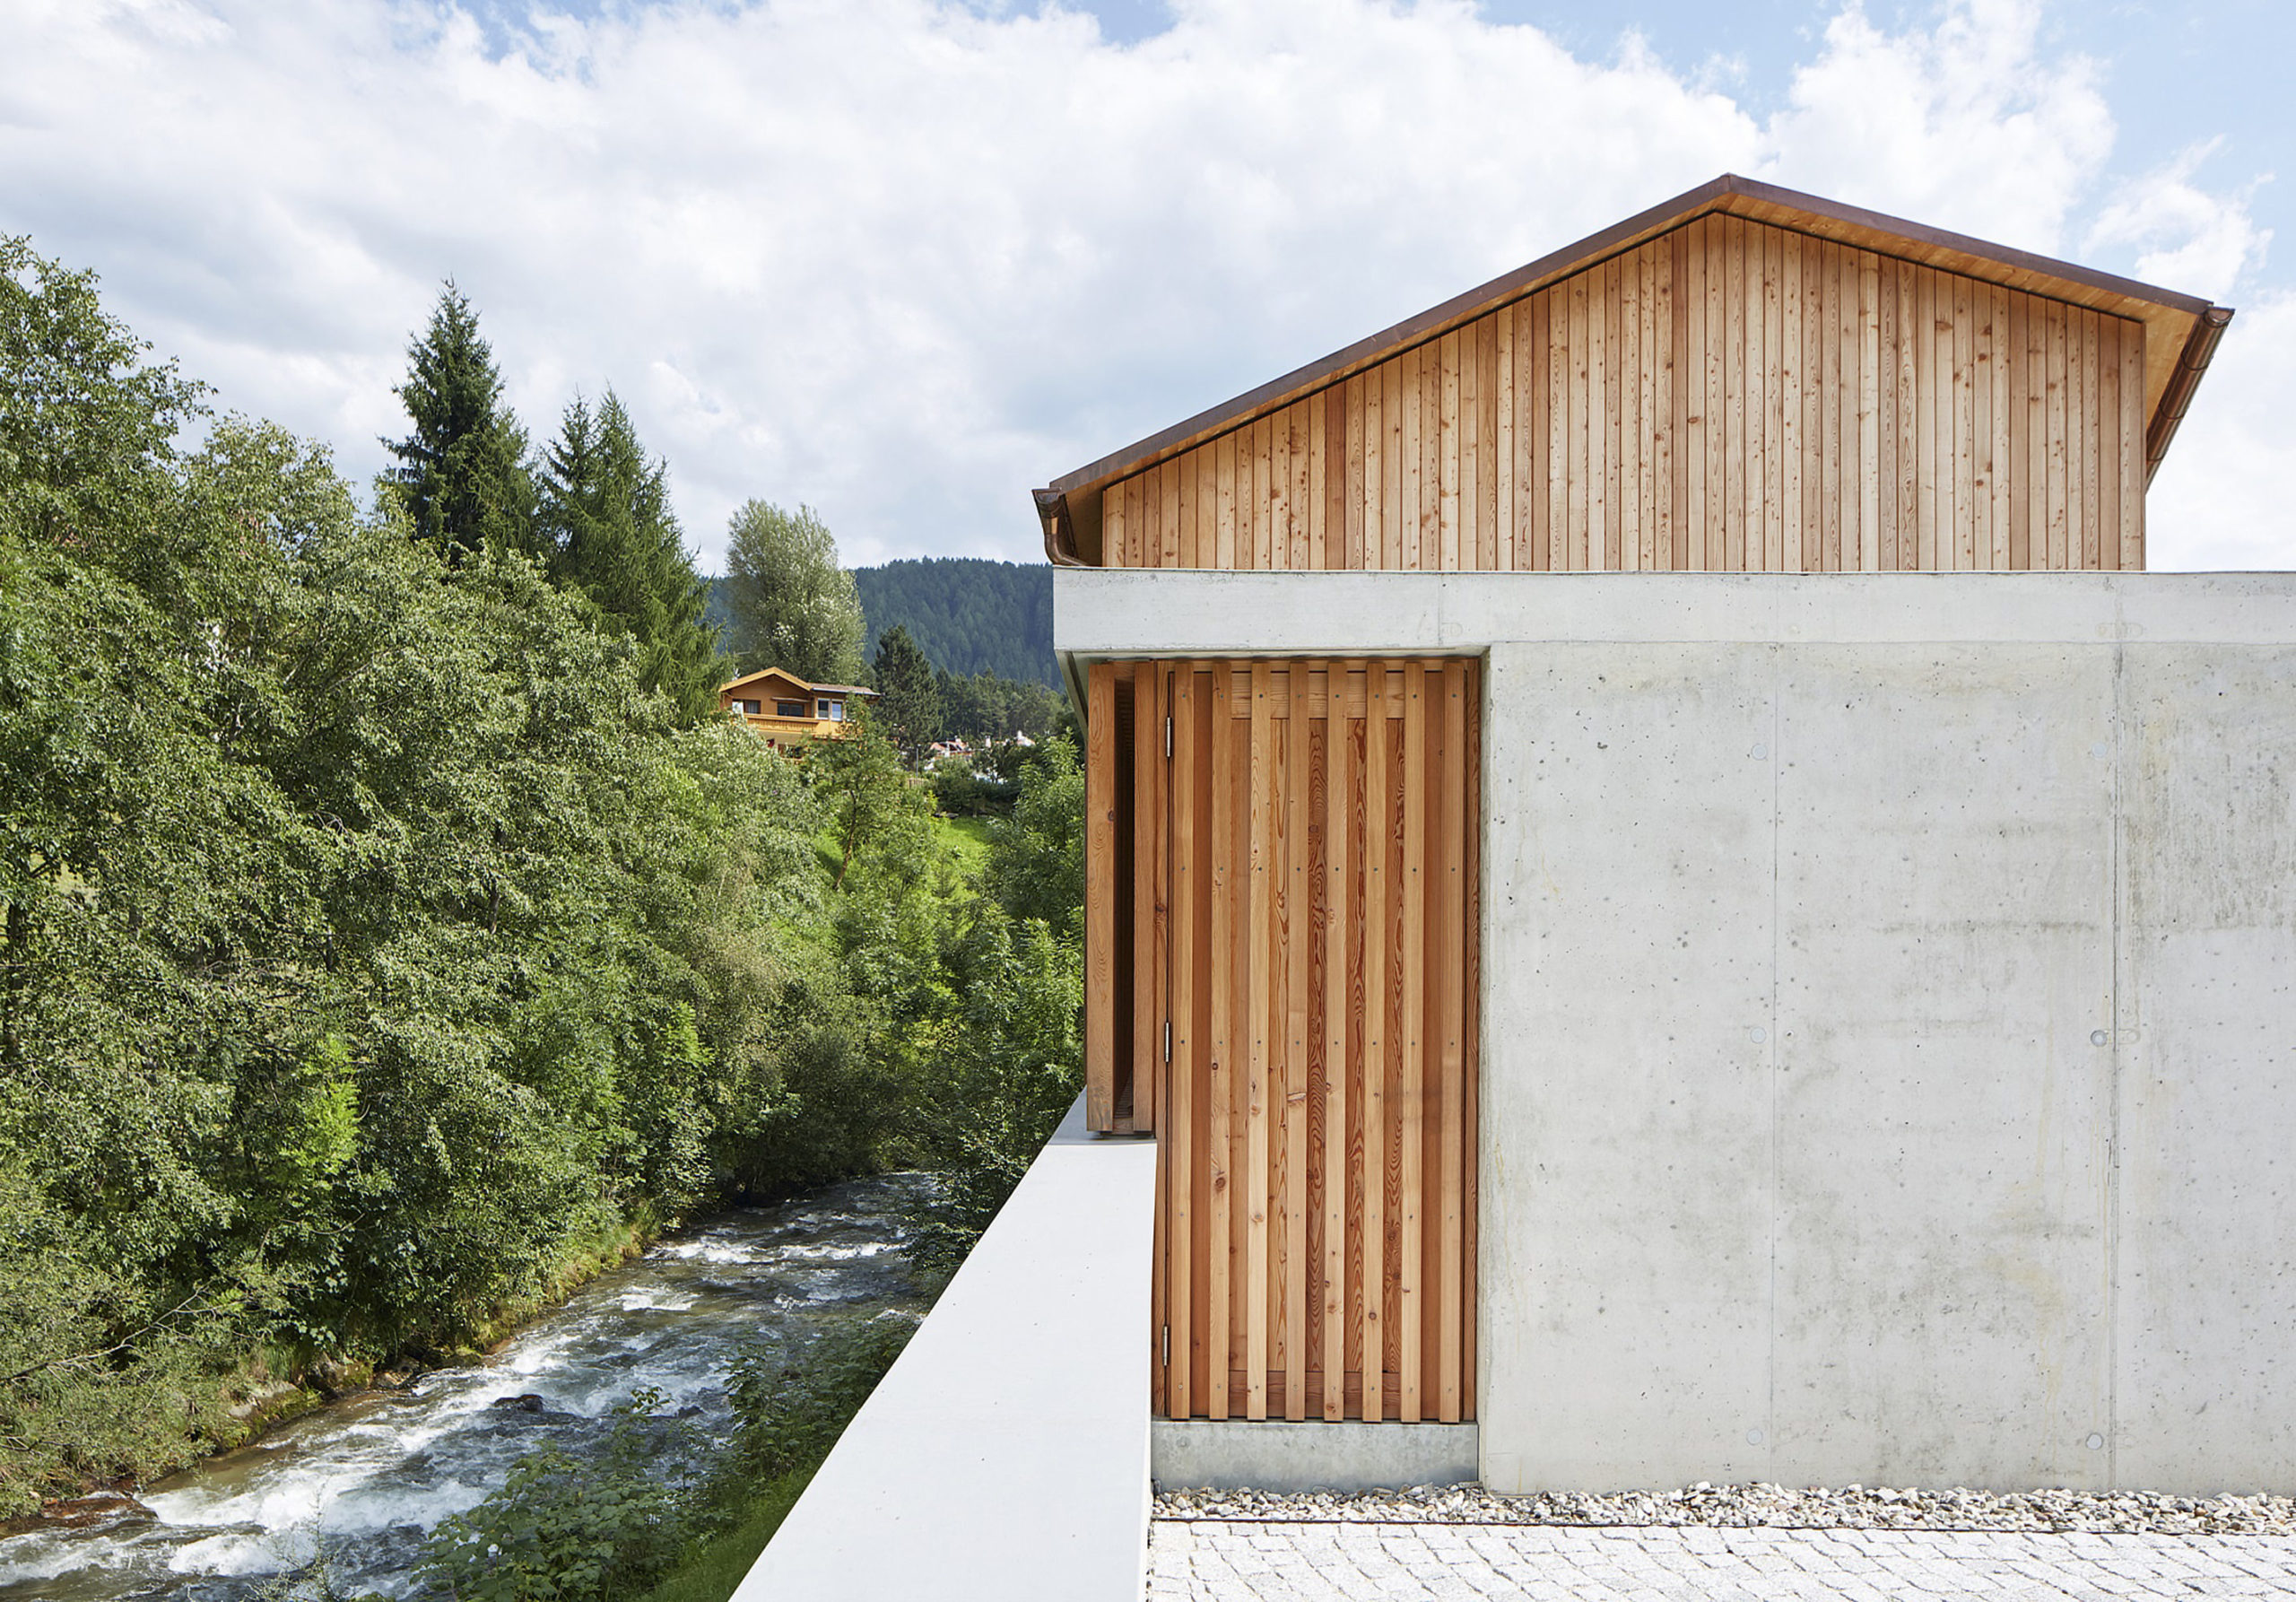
[[1097, 659, 1480, 1424], [1098, 216, 2144, 572]]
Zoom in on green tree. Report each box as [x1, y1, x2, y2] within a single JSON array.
[[536, 390, 724, 723], [870, 623, 941, 767], [380, 282, 534, 560], [804, 708, 912, 891], [722, 501, 865, 684], [984, 733, 1084, 937]]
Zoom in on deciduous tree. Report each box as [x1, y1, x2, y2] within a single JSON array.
[[722, 501, 865, 685]]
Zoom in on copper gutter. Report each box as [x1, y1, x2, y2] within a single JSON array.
[[2145, 305, 2236, 484]]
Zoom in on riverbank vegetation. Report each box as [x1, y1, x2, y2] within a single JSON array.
[[0, 238, 1082, 1526]]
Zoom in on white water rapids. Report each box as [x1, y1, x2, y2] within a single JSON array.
[[0, 1174, 934, 1600]]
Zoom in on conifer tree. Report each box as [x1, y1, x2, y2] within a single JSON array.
[[536, 390, 723, 723], [383, 283, 535, 560], [871, 623, 941, 767]]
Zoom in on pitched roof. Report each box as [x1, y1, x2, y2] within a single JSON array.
[[719, 668, 878, 697], [1035, 174, 2231, 557]]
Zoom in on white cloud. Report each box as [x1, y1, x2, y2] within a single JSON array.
[[2145, 288, 2296, 570], [2086, 139, 2271, 302], [0, 0, 2285, 569]]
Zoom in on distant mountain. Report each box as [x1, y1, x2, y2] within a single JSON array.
[[852, 558, 1057, 687], [705, 557, 1058, 688]]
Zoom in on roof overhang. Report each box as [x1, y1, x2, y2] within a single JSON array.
[[1036, 173, 2233, 564]]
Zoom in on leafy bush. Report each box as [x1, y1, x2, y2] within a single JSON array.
[[415, 1389, 697, 1602], [724, 1313, 918, 1481]]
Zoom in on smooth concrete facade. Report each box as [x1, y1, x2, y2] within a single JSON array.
[[1057, 569, 2296, 1495], [1155, 1423, 1480, 1493], [734, 1097, 1156, 1601]]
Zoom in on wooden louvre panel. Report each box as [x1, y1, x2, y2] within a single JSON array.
[[1106, 657, 1477, 1424], [1094, 213, 2145, 572]]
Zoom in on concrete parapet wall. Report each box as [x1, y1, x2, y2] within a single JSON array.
[[1058, 568, 2296, 1496], [734, 1097, 1156, 1601]]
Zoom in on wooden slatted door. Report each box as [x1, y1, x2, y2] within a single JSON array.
[[1087, 657, 1480, 1425]]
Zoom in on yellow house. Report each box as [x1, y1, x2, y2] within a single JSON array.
[[718, 667, 875, 752]]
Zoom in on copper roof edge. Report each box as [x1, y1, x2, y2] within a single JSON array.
[[1035, 172, 2225, 518]]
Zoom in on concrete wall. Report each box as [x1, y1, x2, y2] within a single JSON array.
[[1057, 569, 2296, 1495]]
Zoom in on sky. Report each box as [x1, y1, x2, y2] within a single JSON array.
[[1, 0, 2289, 570]]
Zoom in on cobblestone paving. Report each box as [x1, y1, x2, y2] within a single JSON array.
[[1149, 1519, 2296, 1598]]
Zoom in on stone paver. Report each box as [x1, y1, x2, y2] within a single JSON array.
[[1147, 1521, 2296, 1599]]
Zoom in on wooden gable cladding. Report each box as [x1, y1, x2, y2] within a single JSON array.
[[1094, 213, 2148, 572]]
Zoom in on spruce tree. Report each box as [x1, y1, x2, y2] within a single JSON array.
[[871, 623, 941, 767], [536, 390, 723, 723], [383, 283, 535, 560]]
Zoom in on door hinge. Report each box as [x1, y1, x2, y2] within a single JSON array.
[[1164, 716, 1173, 758], [1161, 1324, 1170, 1367], [1164, 1019, 1172, 1062]]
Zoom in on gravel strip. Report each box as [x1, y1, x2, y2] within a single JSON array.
[[1153, 1480, 2296, 1535]]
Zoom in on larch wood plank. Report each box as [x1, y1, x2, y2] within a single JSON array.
[[1620, 248, 1643, 570], [1270, 409, 1292, 571], [1397, 665, 1426, 1421], [1245, 664, 1273, 1418], [1780, 235, 1805, 570], [1386, 358, 1407, 570], [1396, 348, 1413, 567], [1723, 215, 1746, 572], [1703, 215, 1727, 568], [1421, 344, 1444, 571], [1085, 663, 1118, 1130], [1569, 274, 1591, 570], [2121, 315, 2145, 570], [1360, 663, 1389, 1420], [1520, 300, 1544, 571], [1989, 286, 2013, 567], [2008, 292, 2031, 570], [1363, 370, 1386, 572], [2100, 318, 2121, 571], [1952, 273, 1976, 570], [1214, 431, 1238, 570], [1667, 229, 1689, 570], [1344, 376, 1368, 570], [1460, 661, 1480, 1421], [1206, 664, 1235, 1420], [1162, 458, 1183, 569], [1604, 256, 1625, 570], [1805, 241, 1828, 571], [1169, 666, 1198, 1417], [1322, 664, 1351, 1418], [2083, 310, 2103, 570], [1442, 328, 1465, 571], [1326, 380, 1348, 572], [1135, 665, 1164, 1133], [1488, 311, 1509, 570], [2057, 302, 2075, 571], [1639, 245, 1661, 570], [1915, 268, 1937, 571], [1283, 665, 1311, 1418], [1858, 252, 1883, 570], [1876, 250, 1899, 570], [1819, 243, 1841, 573], [1546, 287, 1570, 572], [1761, 223, 1784, 572], [1292, 396, 1313, 571], [1436, 661, 1466, 1422], [1305, 391, 1326, 570]]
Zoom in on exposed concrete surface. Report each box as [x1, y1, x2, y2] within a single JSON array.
[[1155, 1423, 1478, 1493], [1053, 569, 2296, 660], [732, 1096, 1156, 1602], [1053, 569, 2296, 1498], [1479, 629, 2296, 1495], [1147, 1520, 2296, 1599]]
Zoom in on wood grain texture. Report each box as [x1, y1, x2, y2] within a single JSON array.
[[1091, 216, 2143, 573], [1137, 657, 1477, 1424]]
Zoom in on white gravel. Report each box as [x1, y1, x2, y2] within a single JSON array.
[[1153, 1479, 2296, 1535]]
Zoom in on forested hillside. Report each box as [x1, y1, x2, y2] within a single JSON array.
[[852, 558, 1055, 687], [0, 237, 1083, 1528]]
